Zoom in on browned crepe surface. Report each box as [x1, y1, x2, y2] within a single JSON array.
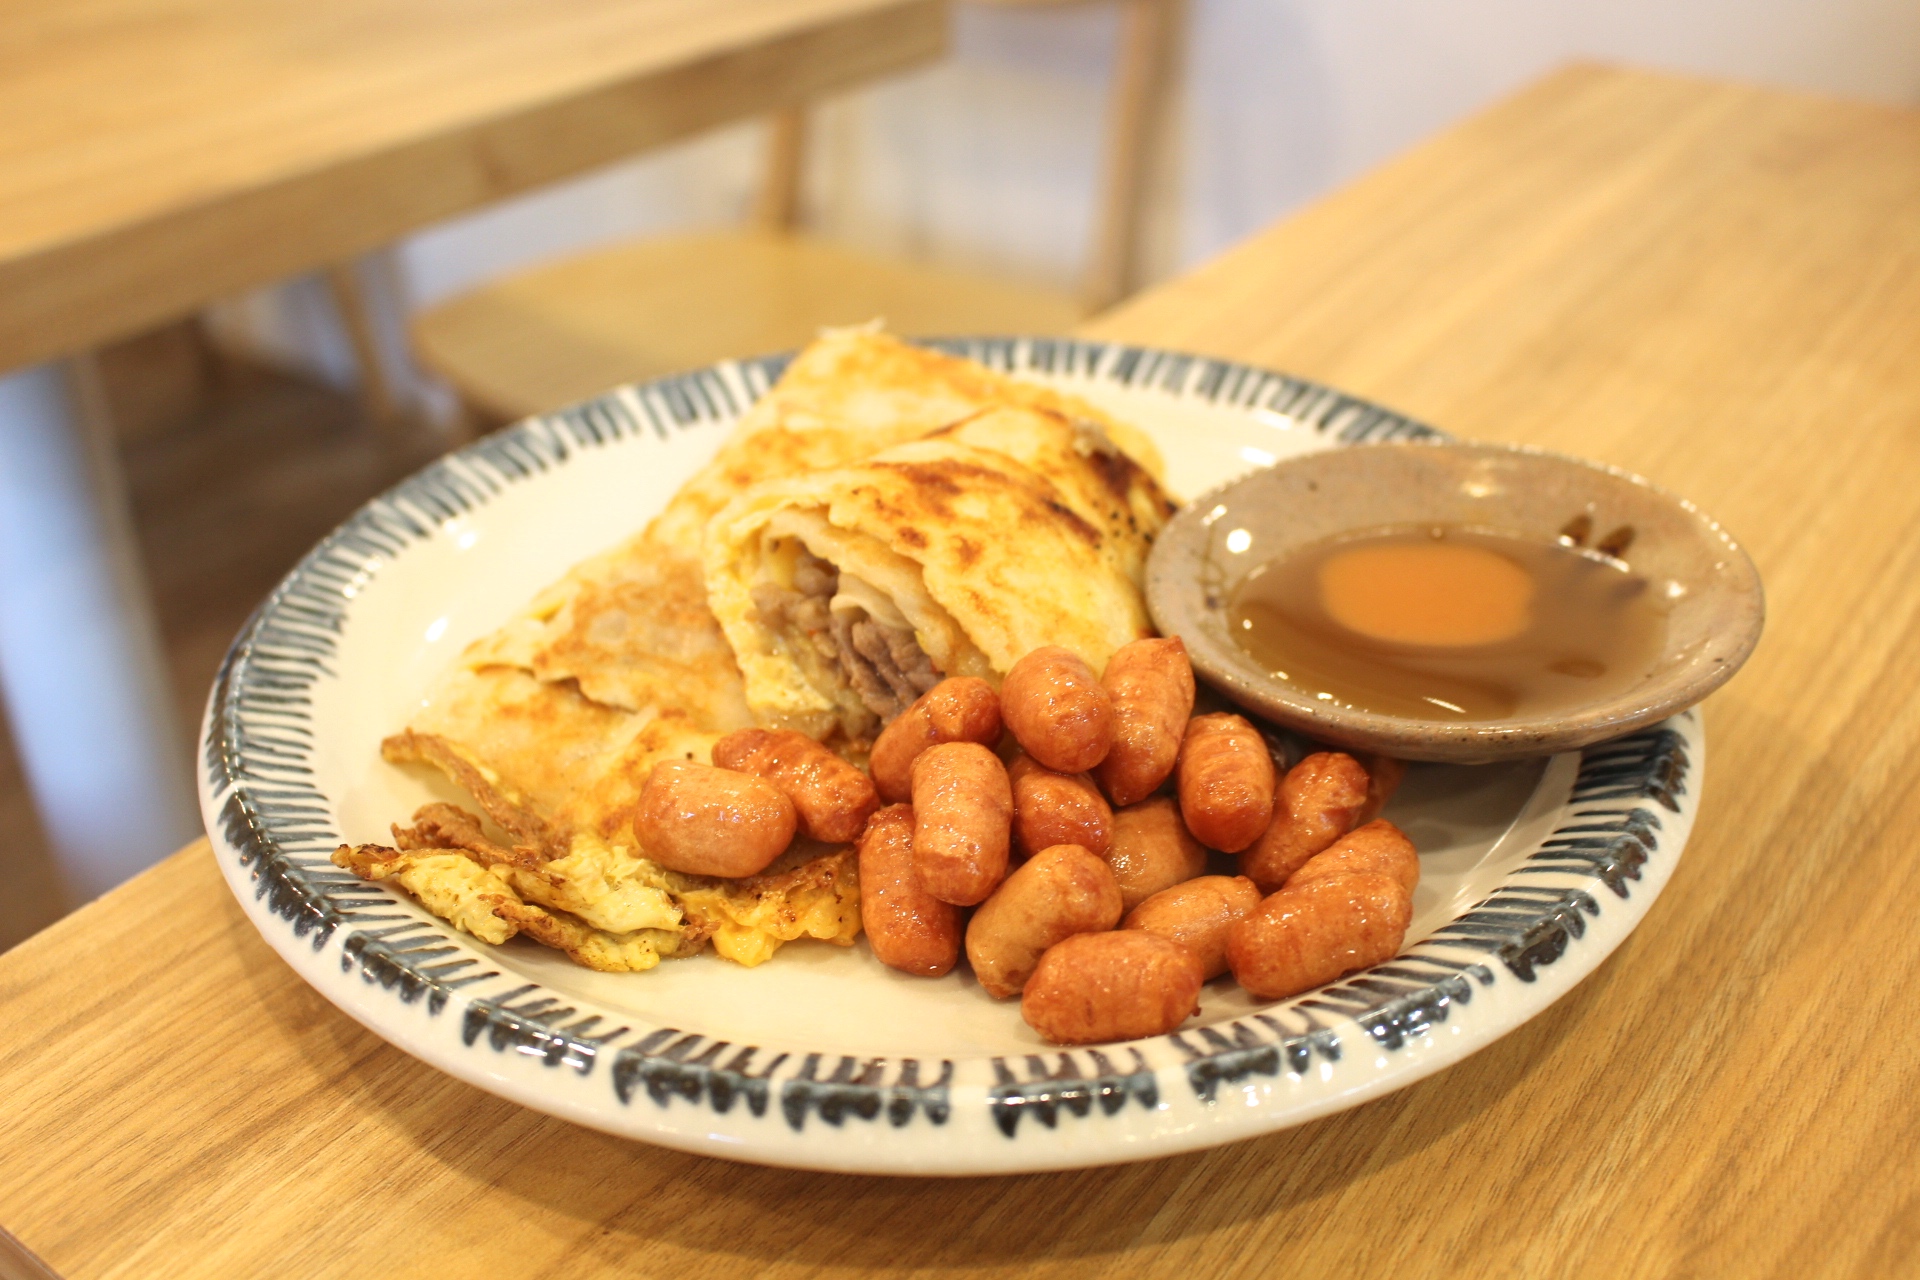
[[397, 328, 1159, 837]]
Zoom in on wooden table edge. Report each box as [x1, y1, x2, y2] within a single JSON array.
[[0, 1223, 61, 1280], [0, 0, 947, 373], [3, 840, 211, 967]]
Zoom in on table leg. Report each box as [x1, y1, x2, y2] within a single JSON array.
[[0, 358, 197, 900]]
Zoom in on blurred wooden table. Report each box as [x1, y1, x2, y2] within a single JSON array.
[[0, 0, 944, 370], [4, 64, 1918, 1279], [0, 0, 944, 900]]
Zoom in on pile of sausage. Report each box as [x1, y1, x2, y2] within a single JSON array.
[[634, 638, 1417, 1046]]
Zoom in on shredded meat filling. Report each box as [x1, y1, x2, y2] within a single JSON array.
[[752, 582, 833, 645], [753, 548, 941, 723]]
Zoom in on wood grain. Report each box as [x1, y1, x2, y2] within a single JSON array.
[[0, 0, 945, 373], [5, 64, 1920, 1278]]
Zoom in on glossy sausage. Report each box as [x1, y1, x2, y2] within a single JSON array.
[[1226, 870, 1412, 1000], [1123, 874, 1262, 979], [1000, 646, 1115, 774], [1241, 751, 1371, 891], [1284, 819, 1419, 897], [964, 843, 1123, 998], [869, 677, 1003, 804], [1105, 796, 1209, 912], [910, 741, 1013, 905], [635, 760, 796, 877], [712, 727, 878, 844], [1095, 637, 1195, 807], [1352, 753, 1409, 827], [1020, 931, 1204, 1045], [1175, 713, 1276, 853], [1008, 752, 1113, 859], [857, 804, 961, 977]]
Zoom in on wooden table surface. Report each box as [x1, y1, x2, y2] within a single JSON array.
[[0, 0, 943, 373], [4, 64, 1917, 1279]]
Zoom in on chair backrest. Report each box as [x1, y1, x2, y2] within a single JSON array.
[[756, 0, 1179, 313]]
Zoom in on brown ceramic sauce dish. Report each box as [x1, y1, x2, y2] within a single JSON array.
[[1145, 440, 1764, 763]]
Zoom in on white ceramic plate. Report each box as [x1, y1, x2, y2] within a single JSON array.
[[201, 339, 1700, 1175]]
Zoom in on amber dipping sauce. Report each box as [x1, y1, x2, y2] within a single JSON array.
[[1228, 526, 1669, 720]]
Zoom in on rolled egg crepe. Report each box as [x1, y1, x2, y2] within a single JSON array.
[[394, 328, 1160, 834], [366, 328, 1170, 969], [705, 405, 1177, 742]]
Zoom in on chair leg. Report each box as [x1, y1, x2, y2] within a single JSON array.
[[325, 260, 402, 425], [1083, 0, 1180, 313], [753, 105, 810, 234]]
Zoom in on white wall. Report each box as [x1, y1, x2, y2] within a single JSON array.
[[1180, 0, 1920, 266], [209, 0, 1920, 402]]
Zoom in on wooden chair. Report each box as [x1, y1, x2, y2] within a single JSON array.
[[404, 0, 1178, 425]]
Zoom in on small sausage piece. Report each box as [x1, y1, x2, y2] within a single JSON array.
[[1285, 819, 1419, 897], [1227, 871, 1412, 1000], [857, 804, 961, 977], [1095, 638, 1196, 807], [1001, 646, 1115, 774], [1124, 875, 1262, 979], [965, 844, 1123, 998], [712, 727, 878, 844], [1008, 752, 1113, 859], [1352, 753, 1409, 827], [910, 742, 1013, 905], [1241, 752, 1371, 891], [1105, 797, 1209, 912], [1176, 713, 1276, 853], [1021, 931, 1204, 1045], [869, 677, 1003, 804], [635, 760, 796, 877]]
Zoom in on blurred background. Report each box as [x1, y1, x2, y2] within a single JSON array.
[[3, 0, 1917, 951]]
